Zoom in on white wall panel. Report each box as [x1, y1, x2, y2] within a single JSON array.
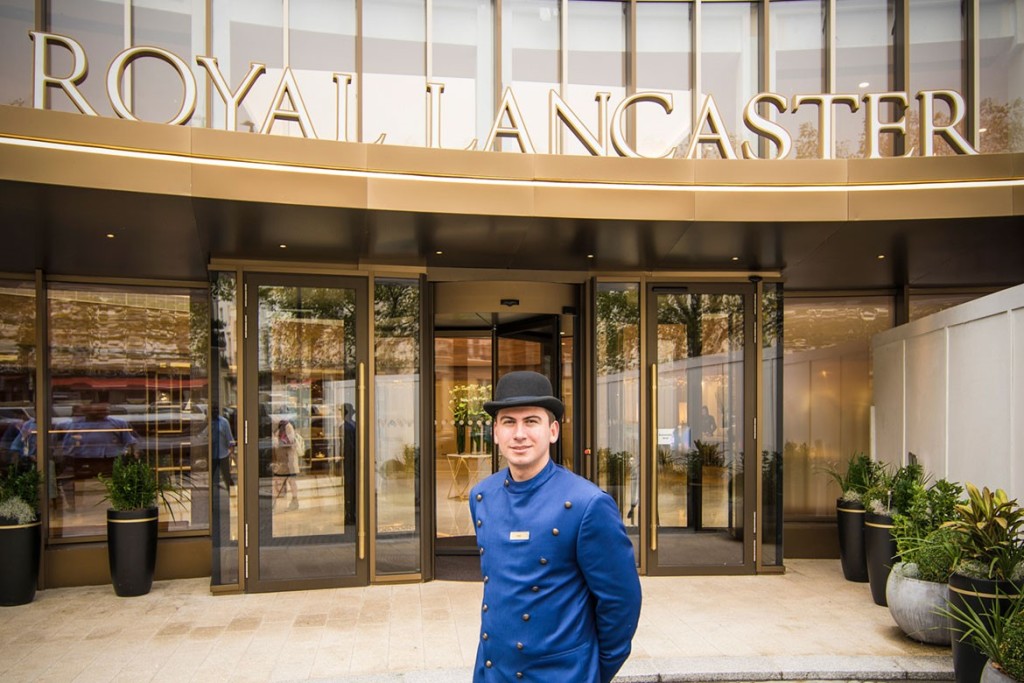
[[947, 314, 1011, 491], [872, 339, 904, 468], [874, 283, 1024, 502], [904, 329, 946, 477]]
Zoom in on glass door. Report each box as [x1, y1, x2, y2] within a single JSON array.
[[433, 314, 564, 554], [244, 274, 368, 591], [646, 284, 754, 574]]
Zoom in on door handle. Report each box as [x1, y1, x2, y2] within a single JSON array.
[[357, 361, 366, 561], [650, 363, 657, 553]]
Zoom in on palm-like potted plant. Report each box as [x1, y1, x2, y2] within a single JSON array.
[[886, 478, 963, 643], [941, 581, 1024, 683], [942, 484, 1024, 683], [0, 464, 41, 606], [861, 460, 925, 606], [98, 452, 173, 597], [822, 452, 885, 582]]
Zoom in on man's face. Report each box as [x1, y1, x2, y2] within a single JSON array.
[[493, 406, 559, 480]]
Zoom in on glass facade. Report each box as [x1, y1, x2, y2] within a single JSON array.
[[0, 281, 36, 474], [47, 283, 211, 540], [210, 272, 238, 586], [782, 295, 894, 518], [2, 0, 1014, 156]]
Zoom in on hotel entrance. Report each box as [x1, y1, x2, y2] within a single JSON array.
[[432, 281, 578, 557], [644, 284, 755, 575], [242, 274, 370, 592]]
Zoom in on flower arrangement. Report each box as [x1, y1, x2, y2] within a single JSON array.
[[448, 383, 492, 453]]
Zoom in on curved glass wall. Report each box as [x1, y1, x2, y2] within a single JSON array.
[[636, 2, 692, 158], [5, 0, 1016, 158], [770, 0, 825, 159], [980, 0, 1024, 153]]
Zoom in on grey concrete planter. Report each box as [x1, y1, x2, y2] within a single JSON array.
[[980, 661, 1019, 683], [885, 563, 952, 645]]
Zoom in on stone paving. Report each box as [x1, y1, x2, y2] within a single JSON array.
[[0, 559, 953, 682]]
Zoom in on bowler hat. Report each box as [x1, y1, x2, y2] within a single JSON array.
[[484, 371, 564, 421]]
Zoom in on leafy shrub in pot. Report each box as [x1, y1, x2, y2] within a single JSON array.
[[822, 453, 887, 582]]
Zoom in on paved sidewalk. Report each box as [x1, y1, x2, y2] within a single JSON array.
[[0, 559, 953, 683]]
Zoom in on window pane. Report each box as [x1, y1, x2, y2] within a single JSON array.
[[835, 0, 896, 158], [210, 0, 283, 133], [909, 0, 965, 155], [47, 284, 210, 540], [132, 0, 199, 125], [636, 2, 692, 158], [48, 0, 124, 117], [771, 0, 826, 159], [565, 0, 625, 155], [363, 0, 425, 146], [909, 291, 988, 321], [595, 282, 640, 565], [210, 273, 238, 586], [761, 284, 783, 566], [0, 282, 36, 481], [0, 0, 34, 109], [700, 1, 760, 158], [979, 0, 1024, 153], [290, 0, 357, 142], [433, 0, 494, 148], [374, 279, 421, 575], [501, 0, 560, 152], [783, 296, 894, 518]]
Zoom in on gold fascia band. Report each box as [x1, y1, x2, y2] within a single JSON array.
[[108, 516, 158, 523]]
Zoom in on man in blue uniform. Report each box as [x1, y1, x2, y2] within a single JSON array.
[[469, 371, 642, 683]]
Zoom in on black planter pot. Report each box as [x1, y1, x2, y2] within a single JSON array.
[[948, 573, 1021, 683], [0, 519, 41, 606], [864, 511, 897, 606], [836, 498, 869, 582], [107, 507, 159, 597]]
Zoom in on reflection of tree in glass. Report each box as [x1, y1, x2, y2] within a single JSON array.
[[374, 281, 420, 375], [978, 97, 1024, 153], [596, 287, 640, 374]]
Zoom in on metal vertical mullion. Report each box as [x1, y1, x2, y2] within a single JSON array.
[[34, 270, 48, 589], [760, 0, 771, 159], [637, 276, 648, 575], [965, 0, 980, 149], [356, 0, 364, 142], [493, 0, 503, 151], [425, 0, 432, 80], [367, 275, 377, 581], [236, 268, 247, 589], [752, 280, 764, 573], [692, 0, 701, 159], [893, 0, 909, 156], [627, 0, 637, 155], [825, 0, 836, 93], [124, 0, 132, 111]]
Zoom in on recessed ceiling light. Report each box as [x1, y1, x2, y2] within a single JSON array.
[[877, 254, 885, 260], [587, 254, 595, 259], [859, 81, 870, 88], [435, 250, 443, 255], [731, 256, 739, 261], [106, 233, 115, 239], [279, 244, 287, 249], [979, 127, 987, 133]]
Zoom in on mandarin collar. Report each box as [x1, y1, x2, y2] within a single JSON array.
[[506, 458, 557, 494]]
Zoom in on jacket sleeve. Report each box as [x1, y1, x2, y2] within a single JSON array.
[[577, 491, 642, 683]]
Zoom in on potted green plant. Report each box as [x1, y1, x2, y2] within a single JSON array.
[[98, 452, 174, 597], [861, 460, 925, 606], [822, 452, 885, 582], [942, 484, 1024, 683], [0, 463, 41, 606], [941, 581, 1024, 683], [886, 478, 963, 644]]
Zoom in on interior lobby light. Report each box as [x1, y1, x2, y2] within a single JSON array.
[[859, 81, 870, 88]]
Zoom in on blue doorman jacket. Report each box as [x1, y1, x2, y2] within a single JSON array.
[[469, 459, 642, 683]]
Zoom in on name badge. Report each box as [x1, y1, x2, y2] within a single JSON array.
[[509, 531, 530, 541]]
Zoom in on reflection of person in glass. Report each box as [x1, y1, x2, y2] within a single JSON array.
[[698, 405, 717, 439], [272, 419, 302, 510], [211, 409, 235, 489], [342, 403, 356, 525], [62, 402, 137, 465]]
